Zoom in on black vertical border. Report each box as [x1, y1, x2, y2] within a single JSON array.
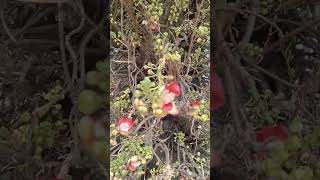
[[106, 0, 111, 177], [210, 0, 216, 179]]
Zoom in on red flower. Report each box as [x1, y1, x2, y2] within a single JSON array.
[[211, 70, 225, 112], [255, 125, 288, 143], [165, 80, 180, 97], [162, 102, 173, 112], [168, 102, 179, 115], [117, 118, 134, 136], [162, 92, 176, 104], [190, 101, 201, 108], [127, 156, 141, 171]]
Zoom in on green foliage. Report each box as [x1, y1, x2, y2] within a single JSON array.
[[110, 0, 210, 178], [259, 0, 274, 15], [111, 87, 130, 111], [190, 100, 210, 122], [174, 131, 186, 145], [261, 120, 320, 179], [245, 91, 284, 126], [110, 136, 153, 179], [244, 43, 263, 60], [44, 81, 64, 103]]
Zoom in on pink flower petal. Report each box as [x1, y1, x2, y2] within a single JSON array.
[[165, 80, 180, 97], [168, 103, 179, 115], [190, 101, 200, 108], [127, 160, 141, 171], [162, 91, 175, 104], [162, 102, 173, 112], [255, 125, 288, 143], [117, 118, 133, 135]]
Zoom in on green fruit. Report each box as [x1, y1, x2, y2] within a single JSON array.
[[79, 116, 94, 144], [94, 121, 107, 140], [289, 166, 313, 180], [135, 90, 142, 98], [263, 158, 281, 171], [201, 114, 209, 120], [85, 71, 100, 86], [265, 167, 283, 177], [97, 81, 107, 91], [78, 90, 102, 114], [270, 148, 289, 164], [138, 106, 148, 113], [96, 61, 108, 73], [90, 141, 108, 163], [286, 135, 301, 152], [289, 119, 303, 134]]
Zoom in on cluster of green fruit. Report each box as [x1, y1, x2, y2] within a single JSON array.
[[111, 137, 153, 179], [163, 51, 182, 62], [33, 119, 65, 160], [111, 88, 130, 112], [145, 0, 163, 21], [0, 117, 64, 160], [168, 0, 188, 24], [195, 25, 210, 44], [174, 131, 186, 145], [190, 101, 209, 122], [78, 116, 108, 163], [150, 164, 177, 179], [78, 61, 107, 115], [262, 119, 320, 179], [153, 34, 182, 62], [154, 36, 166, 53], [43, 81, 64, 104], [259, 0, 274, 16], [244, 43, 263, 60], [191, 47, 205, 65], [192, 151, 207, 165]]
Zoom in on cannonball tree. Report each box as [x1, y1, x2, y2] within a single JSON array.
[[110, 0, 210, 179]]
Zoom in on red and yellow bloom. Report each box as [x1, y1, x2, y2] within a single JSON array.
[[117, 118, 134, 136]]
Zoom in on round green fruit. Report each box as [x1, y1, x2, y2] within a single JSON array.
[[85, 71, 100, 86], [79, 116, 94, 143], [289, 119, 303, 134], [134, 90, 142, 98], [96, 61, 108, 73], [97, 81, 107, 91], [78, 90, 102, 115], [138, 106, 148, 113], [90, 141, 108, 163]]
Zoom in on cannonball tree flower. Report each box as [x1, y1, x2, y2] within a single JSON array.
[[117, 118, 134, 136], [165, 80, 180, 97], [161, 80, 181, 104], [190, 101, 200, 108], [127, 156, 141, 171], [167, 102, 179, 115], [162, 102, 173, 112], [253, 124, 289, 161]]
